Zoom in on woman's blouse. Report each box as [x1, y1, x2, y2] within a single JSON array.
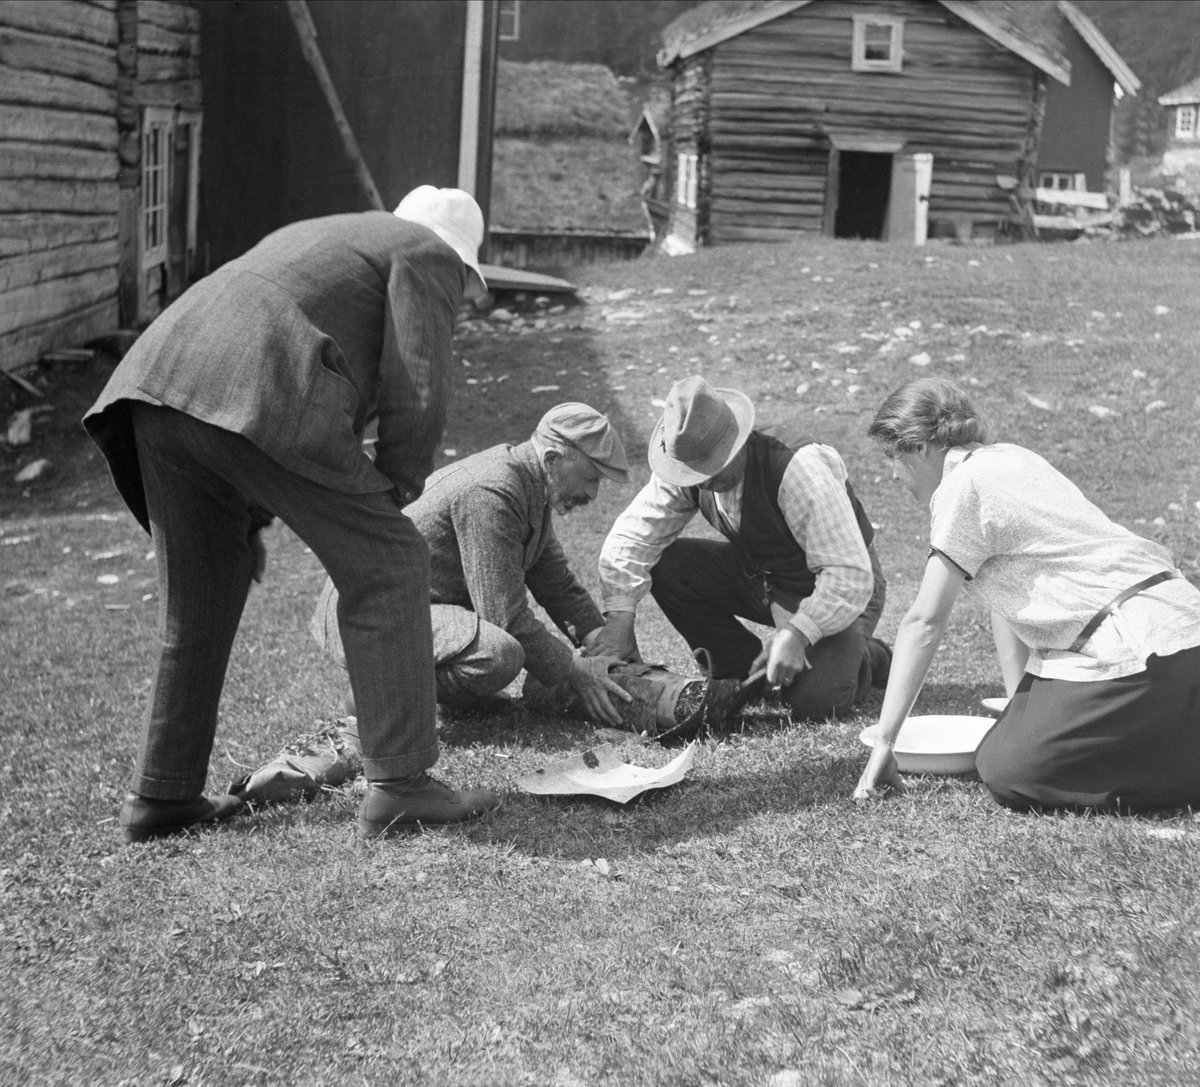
[[929, 444, 1200, 681]]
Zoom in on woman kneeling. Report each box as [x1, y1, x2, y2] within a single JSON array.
[[856, 377, 1200, 812]]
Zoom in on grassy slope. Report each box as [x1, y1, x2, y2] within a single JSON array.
[[2, 236, 1199, 1087]]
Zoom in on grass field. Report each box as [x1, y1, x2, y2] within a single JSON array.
[[2, 234, 1199, 1087]]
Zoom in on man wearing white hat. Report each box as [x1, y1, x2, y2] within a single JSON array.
[[84, 185, 500, 843], [308, 403, 634, 728], [593, 375, 890, 722]]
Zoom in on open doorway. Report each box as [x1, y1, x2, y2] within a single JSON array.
[[834, 151, 893, 238]]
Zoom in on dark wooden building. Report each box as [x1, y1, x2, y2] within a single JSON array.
[[1, 0, 201, 374], [1, 0, 498, 376], [198, 0, 499, 272], [656, 0, 1135, 248], [1034, 0, 1139, 194]]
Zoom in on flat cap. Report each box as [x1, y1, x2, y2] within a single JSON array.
[[536, 403, 630, 484]]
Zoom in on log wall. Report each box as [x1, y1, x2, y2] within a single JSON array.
[[683, 0, 1038, 244], [1, 0, 120, 372], [0, 0, 199, 374], [665, 52, 711, 247]]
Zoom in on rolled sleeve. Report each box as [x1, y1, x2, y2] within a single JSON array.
[[777, 446, 873, 643], [599, 476, 698, 613]]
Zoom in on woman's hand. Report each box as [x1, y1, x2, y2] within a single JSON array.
[[853, 739, 905, 801]]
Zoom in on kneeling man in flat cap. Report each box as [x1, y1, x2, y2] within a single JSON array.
[[591, 375, 890, 722], [311, 404, 634, 726]]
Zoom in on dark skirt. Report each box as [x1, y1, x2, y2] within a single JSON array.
[[975, 643, 1200, 812]]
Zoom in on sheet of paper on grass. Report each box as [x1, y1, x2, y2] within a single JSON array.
[[517, 742, 696, 804]]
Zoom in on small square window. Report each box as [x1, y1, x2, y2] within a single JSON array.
[[1039, 172, 1078, 191], [499, 0, 519, 42], [852, 15, 903, 73], [1177, 105, 1197, 139]]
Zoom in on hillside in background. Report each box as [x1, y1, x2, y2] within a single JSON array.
[[1075, 0, 1200, 165]]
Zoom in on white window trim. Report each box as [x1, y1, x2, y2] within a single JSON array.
[[499, 0, 519, 42], [1177, 105, 1197, 139], [676, 152, 698, 209], [852, 14, 903, 73], [1039, 172, 1086, 192], [141, 107, 172, 271], [140, 107, 203, 277]]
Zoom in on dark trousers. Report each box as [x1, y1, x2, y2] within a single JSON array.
[[649, 538, 886, 720], [130, 403, 438, 799], [976, 643, 1200, 812]]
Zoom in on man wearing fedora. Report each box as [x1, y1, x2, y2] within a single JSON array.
[[84, 185, 502, 842], [308, 403, 634, 729], [592, 375, 889, 722]]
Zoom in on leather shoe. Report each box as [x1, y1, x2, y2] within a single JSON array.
[[119, 792, 244, 844], [358, 773, 501, 838]]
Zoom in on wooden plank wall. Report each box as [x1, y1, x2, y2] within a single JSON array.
[[0, 0, 121, 372], [665, 53, 710, 246], [133, 0, 199, 110], [701, 0, 1036, 243], [0, 0, 199, 373]]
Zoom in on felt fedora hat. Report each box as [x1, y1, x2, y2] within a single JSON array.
[[394, 185, 487, 290], [648, 375, 755, 487]]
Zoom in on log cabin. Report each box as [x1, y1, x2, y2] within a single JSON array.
[[656, 0, 1137, 249], [1158, 76, 1200, 180], [489, 59, 651, 269], [1, 0, 201, 375], [2, 0, 500, 376]]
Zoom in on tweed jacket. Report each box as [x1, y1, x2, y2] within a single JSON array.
[[84, 212, 463, 531], [312, 440, 604, 686], [414, 440, 603, 683]]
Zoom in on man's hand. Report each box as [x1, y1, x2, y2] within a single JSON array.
[[569, 653, 633, 727], [581, 613, 642, 663], [853, 737, 905, 802], [752, 627, 810, 689]]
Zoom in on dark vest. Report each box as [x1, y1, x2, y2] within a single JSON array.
[[693, 427, 873, 598]]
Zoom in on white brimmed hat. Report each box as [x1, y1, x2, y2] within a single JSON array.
[[394, 185, 487, 289], [648, 375, 755, 487]]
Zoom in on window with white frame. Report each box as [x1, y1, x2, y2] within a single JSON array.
[[499, 0, 519, 42], [852, 15, 903, 72], [141, 109, 171, 271], [676, 152, 698, 209], [1040, 172, 1079, 191], [1177, 105, 1197, 139]]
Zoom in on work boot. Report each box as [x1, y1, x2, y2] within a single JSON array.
[[357, 773, 501, 839], [867, 638, 893, 689], [119, 793, 244, 844]]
